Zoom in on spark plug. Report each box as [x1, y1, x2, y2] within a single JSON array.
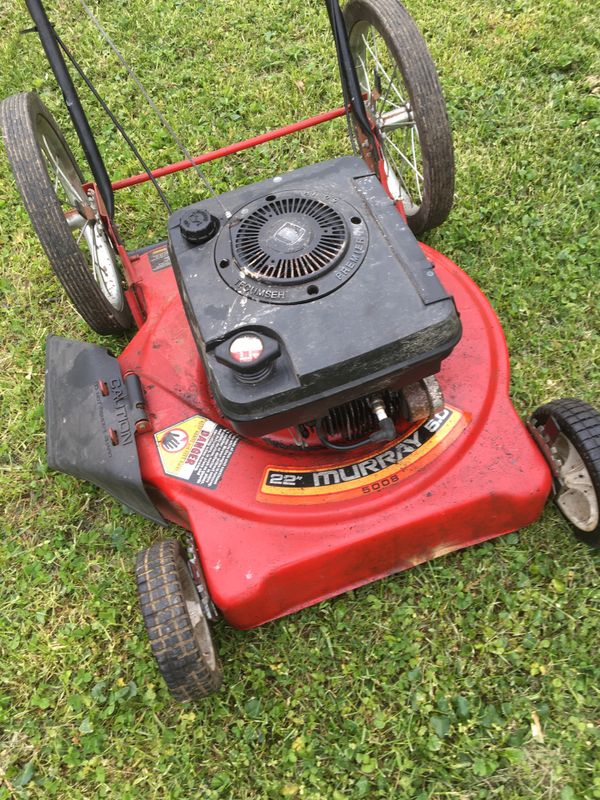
[[369, 397, 396, 443]]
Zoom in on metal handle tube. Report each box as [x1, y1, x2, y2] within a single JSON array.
[[324, 0, 377, 152], [25, 0, 115, 218]]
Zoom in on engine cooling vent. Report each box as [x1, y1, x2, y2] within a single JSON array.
[[323, 391, 405, 442], [232, 194, 348, 284]]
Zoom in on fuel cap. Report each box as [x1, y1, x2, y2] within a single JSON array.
[[180, 209, 219, 244]]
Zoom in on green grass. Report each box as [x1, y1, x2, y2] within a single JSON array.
[[1, 0, 599, 798]]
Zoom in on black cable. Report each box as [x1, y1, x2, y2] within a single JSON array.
[[77, 0, 228, 217], [315, 418, 373, 452], [55, 33, 172, 214]]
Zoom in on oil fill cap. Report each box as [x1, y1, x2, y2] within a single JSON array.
[[229, 334, 265, 364]]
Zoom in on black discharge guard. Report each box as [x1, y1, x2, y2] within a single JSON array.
[[45, 336, 165, 525]]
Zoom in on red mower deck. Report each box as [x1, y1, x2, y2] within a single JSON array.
[[120, 243, 551, 629]]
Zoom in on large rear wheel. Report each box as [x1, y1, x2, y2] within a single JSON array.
[[0, 92, 132, 334], [344, 0, 455, 234]]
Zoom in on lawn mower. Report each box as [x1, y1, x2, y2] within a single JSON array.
[[2, 0, 599, 702]]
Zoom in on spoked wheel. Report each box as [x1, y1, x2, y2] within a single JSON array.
[[136, 539, 222, 701], [344, 0, 455, 234], [0, 92, 132, 334], [529, 399, 600, 549]]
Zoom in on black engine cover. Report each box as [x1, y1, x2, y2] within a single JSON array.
[[168, 157, 461, 437]]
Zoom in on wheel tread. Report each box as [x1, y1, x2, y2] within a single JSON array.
[[530, 398, 600, 548], [135, 539, 222, 701], [0, 92, 132, 334], [344, 0, 454, 233]]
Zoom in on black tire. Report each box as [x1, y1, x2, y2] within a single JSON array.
[[136, 539, 222, 701], [529, 398, 600, 548], [0, 92, 133, 334], [344, 0, 454, 234]]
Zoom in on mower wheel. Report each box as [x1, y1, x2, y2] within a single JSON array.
[[136, 539, 222, 701], [529, 398, 600, 548], [344, 0, 454, 234], [0, 92, 133, 335]]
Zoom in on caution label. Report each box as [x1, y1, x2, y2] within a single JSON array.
[[258, 407, 467, 504], [155, 416, 238, 489]]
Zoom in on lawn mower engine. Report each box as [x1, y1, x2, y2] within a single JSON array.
[[168, 157, 462, 445]]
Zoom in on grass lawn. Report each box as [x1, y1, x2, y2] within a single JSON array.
[[0, 0, 598, 798]]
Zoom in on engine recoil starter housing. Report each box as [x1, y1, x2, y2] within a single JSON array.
[[168, 157, 462, 437]]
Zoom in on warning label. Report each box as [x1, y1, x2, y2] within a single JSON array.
[[148, 245, 172, 272], [258, 407, 468, 504], [155, 416, 238, 489]]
